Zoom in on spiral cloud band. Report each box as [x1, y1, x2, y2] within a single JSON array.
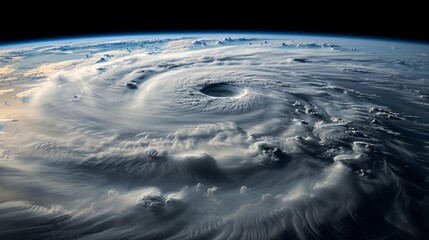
[[0, 35, 428, 239]]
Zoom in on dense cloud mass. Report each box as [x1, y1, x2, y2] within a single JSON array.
[[0, 35, 429, 239]]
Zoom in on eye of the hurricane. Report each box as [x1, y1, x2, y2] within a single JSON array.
[[200, 83, 243, 97]]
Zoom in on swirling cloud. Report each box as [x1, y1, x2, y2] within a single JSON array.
[[0, 35, 428, 239]]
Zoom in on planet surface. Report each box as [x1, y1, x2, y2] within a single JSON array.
[[0, 34, 428, 239]]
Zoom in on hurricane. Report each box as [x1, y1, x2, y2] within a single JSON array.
[[0, 34, 428, 239]]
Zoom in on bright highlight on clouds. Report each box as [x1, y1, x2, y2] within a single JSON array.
[[0, 35, 428, 240], [0, 65, 15, 75], [0, 88, 14, 95], [22, 60, 79, 78]]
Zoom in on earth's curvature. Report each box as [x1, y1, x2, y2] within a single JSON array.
[[0, 34, 428, 239]]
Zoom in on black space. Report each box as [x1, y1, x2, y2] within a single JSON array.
[[1, 7, 427, 44]]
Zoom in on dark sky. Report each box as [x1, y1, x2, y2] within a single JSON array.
[[1, 6, 427, 44]]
